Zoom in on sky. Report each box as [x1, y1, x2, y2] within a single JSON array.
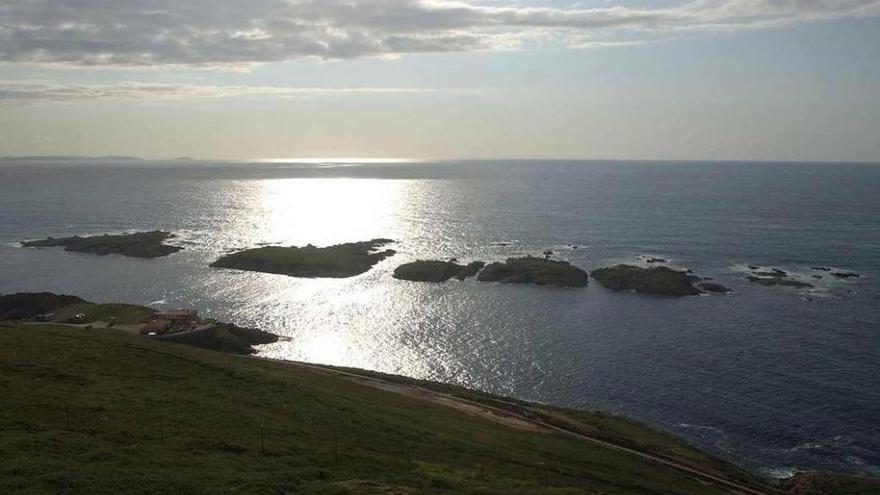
[[1, 0, 879, 161]]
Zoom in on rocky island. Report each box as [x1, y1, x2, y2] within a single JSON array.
[[393, 259, 485, 282], [210, 238, 395, 278], [22, 230, 183, 258], [590, 264, 727, 296], [477, 256, 589, 287]]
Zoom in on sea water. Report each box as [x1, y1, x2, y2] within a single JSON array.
[[1, 159, 878, 476]]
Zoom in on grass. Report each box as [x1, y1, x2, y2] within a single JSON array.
[[328, 366, 757, 485], [1, 322, 757, 495], [50, 302, 156, 324], [211, 239, 396, 278]]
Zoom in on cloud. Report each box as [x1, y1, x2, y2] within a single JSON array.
[[0, 80, 451, 103], [0, 0, 878, 66]]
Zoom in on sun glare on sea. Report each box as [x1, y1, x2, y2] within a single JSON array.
[[255, 177, 407, 246], [258, 157, 420, 164]]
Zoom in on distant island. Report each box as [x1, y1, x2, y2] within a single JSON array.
[[22, 231, 183, 259], [0, 155, 145, 161], [211, 239, 396, 278]]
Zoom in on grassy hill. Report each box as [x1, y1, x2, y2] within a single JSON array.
[[0, 321, 832, 495]]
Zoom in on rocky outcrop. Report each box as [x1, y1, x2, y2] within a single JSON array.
[[830, 271, 860, 279], [590, 265, 705, 296], [477, 257, 589, 288], [158, 323, 278, 355], [698, 282, 732, 294], [22, 230, 182, 258], [746, 276, 813, 289], [211, 239, 395, 278], [393, 260, 485, 282]]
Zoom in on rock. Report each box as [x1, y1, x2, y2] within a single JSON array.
[[571, 245, 578, 249], [477, 257, 588, 288], [158, 322, 278, 355], [746, 276, 813, 289], [830, 271, 860, 279], [810, 266, 832, 272], [643, 257, 667, 264], [753, 268, 787, 277], [22, 230, 182, 258], [698, 282, 731, 294], [393, 260, 485, 282], [210, 239, 395, 278], [748, 265, 760, 270], [590, 265, 703, 296]]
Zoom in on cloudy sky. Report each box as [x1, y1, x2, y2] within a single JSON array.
[[1, 0, 879, 161]]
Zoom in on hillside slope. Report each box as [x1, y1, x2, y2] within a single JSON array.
[[2, 322, 770, 495]]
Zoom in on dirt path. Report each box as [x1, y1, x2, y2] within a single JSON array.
[[290, 361, 777, 495]]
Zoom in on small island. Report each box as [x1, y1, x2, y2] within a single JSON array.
[[477, 256, 589, 287], [393, 259, 485, 282], [22, 230, 182, 258], [590, 265, 723, 296], [210, 239, 395, 278]]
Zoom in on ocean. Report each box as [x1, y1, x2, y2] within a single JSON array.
[[1, 158, 878, 477]]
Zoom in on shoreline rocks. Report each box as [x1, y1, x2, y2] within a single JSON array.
[[22, 230, 182, 258], [158, 322, 278, 355], [210, 239, 395, 278]]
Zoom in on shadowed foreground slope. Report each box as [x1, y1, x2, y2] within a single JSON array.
[[1, 322, 771, 495]]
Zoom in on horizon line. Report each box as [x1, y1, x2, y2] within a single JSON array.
[[2, 155, 880, 165]]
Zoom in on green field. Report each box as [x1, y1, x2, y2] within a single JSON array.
[[0, 322, 771, 495]]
